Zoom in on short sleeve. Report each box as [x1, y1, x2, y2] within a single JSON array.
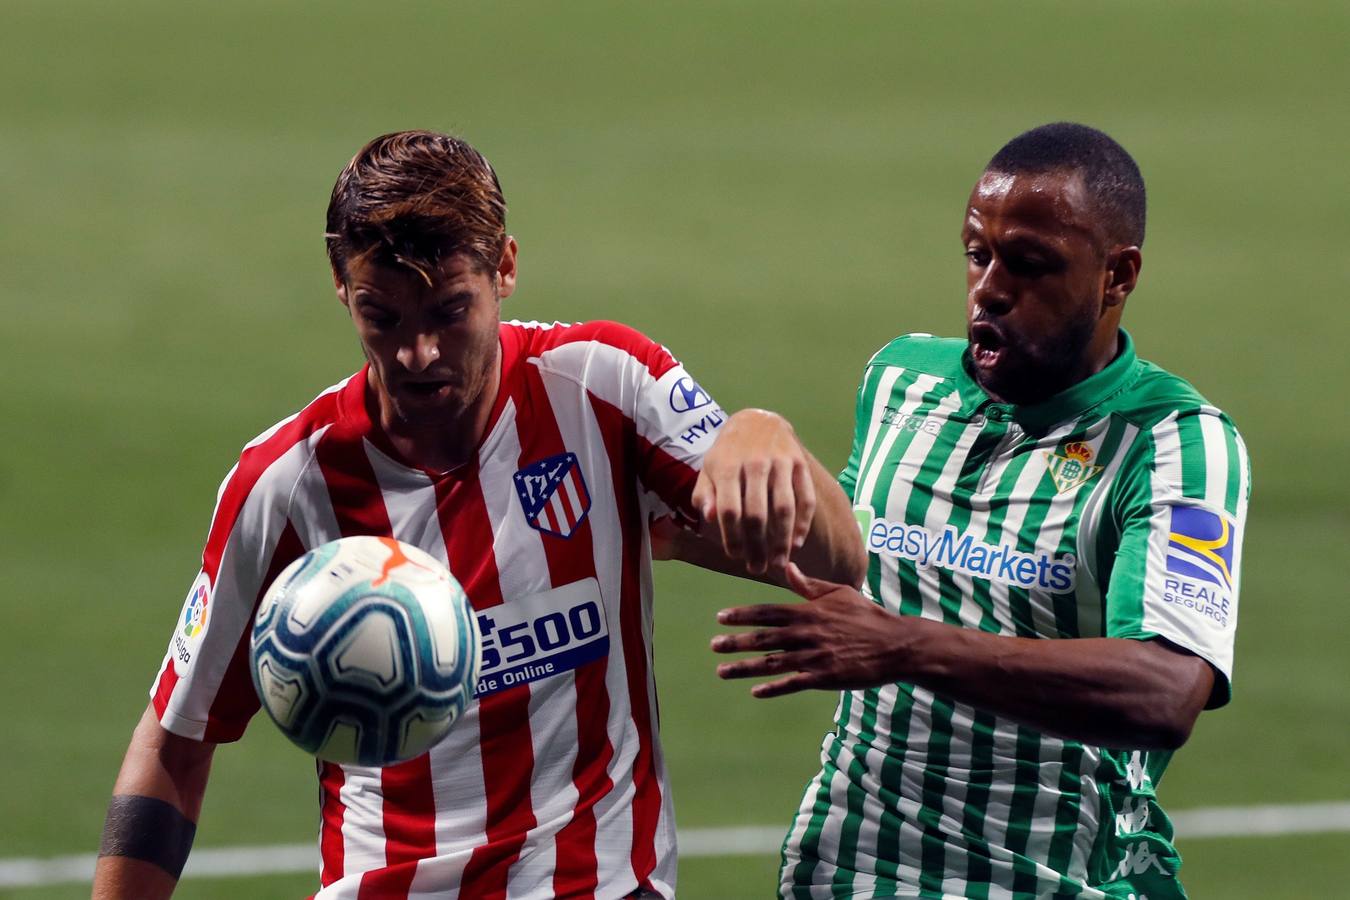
[[1103, 409, 1251, 707], [150, 436, 312, 742], [630, 353, 725, 525]]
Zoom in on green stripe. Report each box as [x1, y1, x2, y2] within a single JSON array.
[[786, 755, 841, 893], [988, 439, 1038, 637], [855, 368, 924, 498], [1222, 419, 1243, 517], [1050, 417, 1132, 638], [1003, 741, 1045, 896], [868, 391, 974, 889], [839, 379, 961, 888], [828, 738, 877, 895], [1174, 413, 1209, 500], [914, 421, 988, 894], [815, 364, 917, 892], [1045, 744, 1086, 881], [844, 364, 896, 500]]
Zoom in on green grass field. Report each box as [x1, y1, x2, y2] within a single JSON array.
[[3, 1, 1348, 896]]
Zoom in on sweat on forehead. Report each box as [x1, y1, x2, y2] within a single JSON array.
[[966, 170, 1101, 246]]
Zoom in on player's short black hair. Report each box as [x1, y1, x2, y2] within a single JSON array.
[[986, 122, 1146, 247]]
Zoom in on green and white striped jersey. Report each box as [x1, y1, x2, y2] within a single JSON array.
[[781, 331, 1250, 900]]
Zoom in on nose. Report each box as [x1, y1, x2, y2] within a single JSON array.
[[396, 332, 440, 372], [970, 257, 1015, 318]]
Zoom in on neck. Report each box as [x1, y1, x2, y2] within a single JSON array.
[[375, 346, 502, 473], [1072, 326, 1123, 387]]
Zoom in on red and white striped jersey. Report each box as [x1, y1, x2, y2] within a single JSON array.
[[150, 320, 730, 899]]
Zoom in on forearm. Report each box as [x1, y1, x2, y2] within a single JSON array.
[[674, 406, 865, 584], [897, 618, 1212, 749], [789, 453, 866, 586], [93, 705, 216, 899]]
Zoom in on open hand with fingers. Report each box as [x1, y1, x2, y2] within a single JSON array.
[[711, 563, 913, 697], [691, 409, 817, 575]]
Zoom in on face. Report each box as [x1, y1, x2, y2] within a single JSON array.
[[961, 169, 1138, 405], [336, 240, 517, 429]]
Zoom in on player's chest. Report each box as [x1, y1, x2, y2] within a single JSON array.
[[310, 439, 624, 697], [853, 405, 1128, 593]]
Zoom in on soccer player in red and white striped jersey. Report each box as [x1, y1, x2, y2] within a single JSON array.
[[93, 131, 864, 900]]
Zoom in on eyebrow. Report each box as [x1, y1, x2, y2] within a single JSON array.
[[998, 232, 1065, 253]]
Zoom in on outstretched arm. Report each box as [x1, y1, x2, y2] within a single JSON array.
[[660, 408, 865, 586], [711, 564, 1213, 750], [93, 703, 217, 900]]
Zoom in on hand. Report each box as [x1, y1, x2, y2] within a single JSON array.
[[711, 563, 908, 697], [691, 409, 816, 575]]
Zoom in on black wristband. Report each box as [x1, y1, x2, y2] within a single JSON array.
[[98, 795, 197, 880]]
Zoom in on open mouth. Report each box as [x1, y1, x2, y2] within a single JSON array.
[[400, 379, 453, 399], [970, 322, 1007, 369]]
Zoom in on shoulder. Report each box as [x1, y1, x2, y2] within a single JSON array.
[[1107, 359, 1250, 514], [229, 374, 356, 494], [1113, 358, 1242, 437], [864, 332, 967, 377], [505, 319, 680, 381]]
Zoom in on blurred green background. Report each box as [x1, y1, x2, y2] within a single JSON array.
[[2, 1, 1347, 896]]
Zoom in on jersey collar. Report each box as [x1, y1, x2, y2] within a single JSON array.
[[335, 323, 526, 477], [955, 329, 1140, 435]]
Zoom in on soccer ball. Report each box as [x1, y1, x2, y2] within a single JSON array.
[[249, 535, 481, 767]]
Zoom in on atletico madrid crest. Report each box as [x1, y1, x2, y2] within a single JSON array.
[[514, 452, 592, 539], [1044, 441, 1104, 494]]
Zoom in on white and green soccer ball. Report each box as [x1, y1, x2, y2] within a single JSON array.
[[250, 536, 481, 767]]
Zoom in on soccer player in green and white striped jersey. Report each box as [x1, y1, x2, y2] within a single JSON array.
[[712, 123, 1249, 899]]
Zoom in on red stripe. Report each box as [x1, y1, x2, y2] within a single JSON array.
[[201, 390, 343, 583], [319, 760, 347, 886], [203, 522, 305, 741], [637, 436, 702, 524], [452, 469, 533, 900], [159, 386, 344, 739], [315, 423, 438, 900], [508, 362, 611, 899], [572, 467, 591, 510], [150, 657, 180, 720], [378, 754, 437, 865], [557, 479, 577, 528], [589, 392, 662, 890], [542, 500, 561, 536]]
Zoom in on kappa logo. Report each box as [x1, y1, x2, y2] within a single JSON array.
[[514, 452, 592, 539], [669, 376, 712, 413], [1045, 441, 1104, 494], [879, 406, 941, 436], [1115, 796, 1151, 835], [1110, 841, 1169, 879]]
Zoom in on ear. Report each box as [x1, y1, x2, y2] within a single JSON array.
[[495, 237, 519, 301], [1102, 246, 1142, 309], [333, 267, 350, 310]]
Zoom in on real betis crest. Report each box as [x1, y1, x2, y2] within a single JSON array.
[[1044, 441, 1104, 494]]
